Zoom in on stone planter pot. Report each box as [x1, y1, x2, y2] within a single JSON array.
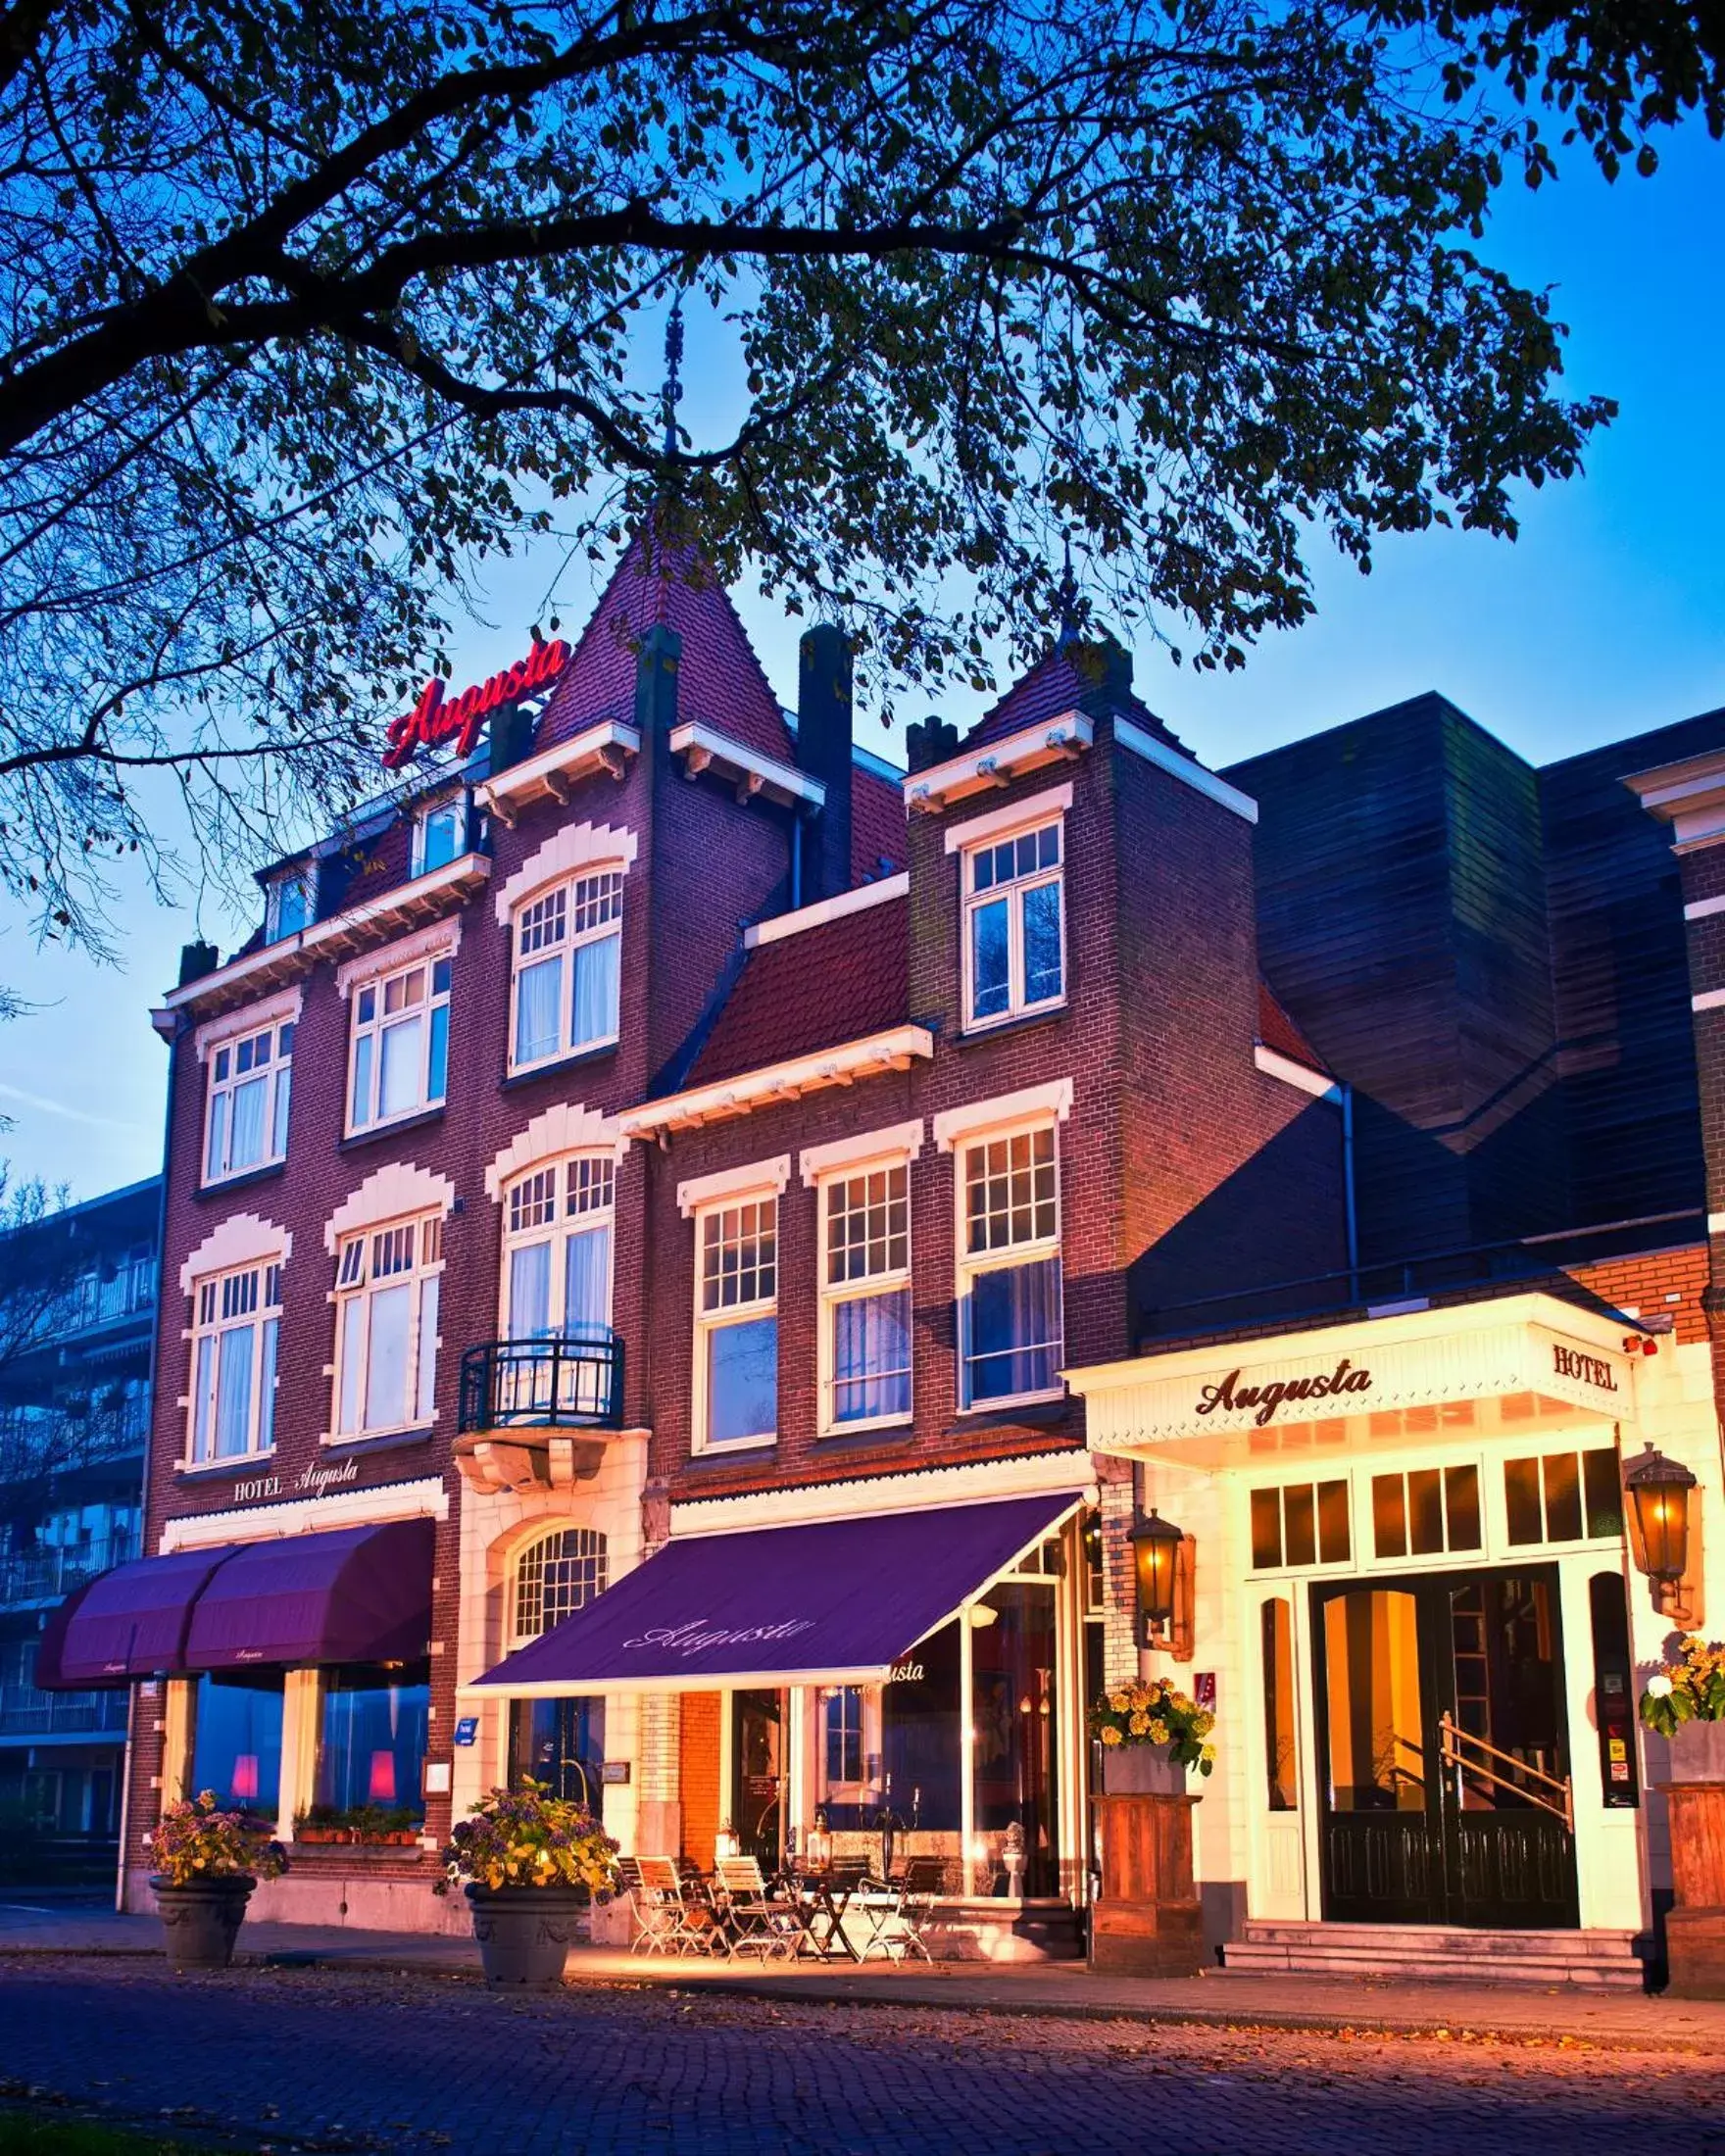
[[465, 1883, 588, 1986], [1669, 1719, 1725, 1784], [1101, 1743, 1186, 1796], [150, 1876, 256, 1973]]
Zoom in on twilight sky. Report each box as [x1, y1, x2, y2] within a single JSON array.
[[2, 124, 1720, 1200]]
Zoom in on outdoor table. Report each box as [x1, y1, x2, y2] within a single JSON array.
[[785, 1869, 866, 1961]]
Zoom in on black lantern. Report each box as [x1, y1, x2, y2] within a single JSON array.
[[1128, 1509, 1183, 1644], [1624, 1443, 1697, 1584]]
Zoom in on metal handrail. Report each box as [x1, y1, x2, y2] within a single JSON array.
[[458, 1329, 624, 1435], [1440, 1713, 1573, 1831]]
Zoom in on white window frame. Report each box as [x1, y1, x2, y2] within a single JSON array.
[[203, 1018, 293, 1187], [692, 1189, 779, 1455], [510, 1526, 610, 1649], [346, 951, 452, 1136], [500, 1153, 616, 1340], [266, 864, 317, 943], [185, 1258, 281, 1467], [507, 867, 624, 1075], [413, 793, 469, 877], [816, 1156, 912, 1436], [955, 1119, 1064, 1412], [960, 813, 1066, 1033], [329, 1213, 444, 1442]]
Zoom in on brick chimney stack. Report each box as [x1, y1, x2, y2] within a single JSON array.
[[795, 625, 854, 905]]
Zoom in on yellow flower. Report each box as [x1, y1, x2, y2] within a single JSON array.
[[1128, 1713, 1151, 1737], [1109, 1691, 1129, 1713], [1101, 1726, 1123, 1746], [1148, 1720, 1169, 1744], [1201, 1743, 1217, 1766]]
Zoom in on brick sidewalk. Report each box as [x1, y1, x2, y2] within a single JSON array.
[[4, 1897, 1723, 2052]]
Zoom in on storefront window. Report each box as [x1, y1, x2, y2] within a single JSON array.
[[970, 1581, 1060, 1895], [508, 1696, 607, 1810], [880, 1620, 962, 1836], [1261, 1597, 1298, 1811], [190, 1671, 283, 1817], [314, 1662, 429, 1823]]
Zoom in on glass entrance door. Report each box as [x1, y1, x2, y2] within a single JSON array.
[[1312, 1567, 1578, 1928], [732, 1690, 785, 1870]]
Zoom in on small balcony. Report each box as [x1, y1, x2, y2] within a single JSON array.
[[0, 1531, 141, 1610], [455, 1331, 625, 1496], [0, 1682, 129, 1740]]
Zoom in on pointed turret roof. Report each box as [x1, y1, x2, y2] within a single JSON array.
[[961, 639, 1188, 758]]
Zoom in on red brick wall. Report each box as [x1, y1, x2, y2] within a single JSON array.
[[678, 1691, 721, 1866]]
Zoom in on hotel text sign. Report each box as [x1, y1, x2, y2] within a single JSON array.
[[1552, 1343, 1618, 1393], [381, 638, 570, 769], [230, 1456, 360, 1505]]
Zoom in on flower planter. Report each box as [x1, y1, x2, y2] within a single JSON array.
[[1100, 1743, 1186, 1796], [1660, 1721, 1725, 1998], [466, 1883, 588, 1986], [151, 1876, 256, 1973]]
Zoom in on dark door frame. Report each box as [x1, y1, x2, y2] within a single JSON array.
[[1309, 1563, 1580, 1930]]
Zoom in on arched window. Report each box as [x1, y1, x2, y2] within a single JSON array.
[[513, 1527, 609, 1645], [509, 868, 623, 1072], [501, 1154, 615, 1341]]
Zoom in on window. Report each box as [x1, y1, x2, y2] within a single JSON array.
[[348, 955, 451, 1133], [187, 1260, 280, 1463], [1250, 1480, 1351, 1569], [1504, 1445, 1622, 1545], [414, 795, 468, 876], [513, 1528, 610, 1645], [957, 1126, 1061, 1407], [1261, 1598, 1298, 1811], [190, 1672, 283, 1816], [695, 1194, 777, 1449], [332, 1214, 443, 1438], [963, 818, 1063, 1029], [511, 870, 623, 1070], [818, 1161, 912, 1431], [503, 1156, 614, 1340], [266, 866, 316, 943], [1371, 1465, 1482, 1559], [314, 1663, 430, 1822], [824, 1686, 865, 1787], [204, 1019, 293, 1183]]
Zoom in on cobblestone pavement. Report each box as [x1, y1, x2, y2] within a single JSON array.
[[1, 1957, 1722, 2156]]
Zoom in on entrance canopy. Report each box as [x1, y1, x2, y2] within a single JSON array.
[[470, 1493, 1077, 1697], [1068, 1292, 1641, 1471], [34, 1518, 435, 1688]]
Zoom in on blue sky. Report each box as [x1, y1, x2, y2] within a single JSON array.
[[2, 124, 1720, 1199]]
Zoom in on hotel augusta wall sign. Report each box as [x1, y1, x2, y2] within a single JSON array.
[[1082, 1310, 1638, 1448]]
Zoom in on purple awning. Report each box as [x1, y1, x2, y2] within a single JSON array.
[[183, 1517, 435, 1671], [470, 1493, 1078, 1696], [34, 1544, 243, 1689]]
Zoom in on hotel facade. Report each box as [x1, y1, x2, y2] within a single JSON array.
[[41, 535, 1725, 1977]]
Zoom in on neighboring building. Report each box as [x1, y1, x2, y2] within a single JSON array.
[[0, 1178, 157, 1868], [49, 520, 1725, 1978]]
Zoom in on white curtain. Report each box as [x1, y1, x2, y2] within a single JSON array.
[[192, 1335, 216, 1461], [228, 1073, 268, 1169], [378, 1013, 422, 1118], [509, 1241, 553, 1337], [415, 1275, 439, 1424], [832, 1288, 911, 1422], [214, 1324, 255, 1457], [515, 953, 564, 1064], [564, 1224, 611, 1334], [571, 931, 620, 1047], [364, 1283, 413, 1430], [258, 1316, 278, 1450]]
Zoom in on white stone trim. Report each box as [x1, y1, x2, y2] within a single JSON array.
[[799, 1119, 926, 1188], [193, 987, 303, 1063], [943, 782, 1073, 856], [335, 914, 462, 1000], [1709, 1212, 1725, 1237], [1684, 894, 1725, 921], [933, 1078, 1074, 1152], [670, 1448, 1098, 1538], [618, 1026, 935, 1139], [159, 1475, 449, 1551], [746, 874, 908, 948], [474, 719, 640, 823], [485, 1101, 630, 1200], [677, 1154, 792, 1218], [668, 721, 825, 808], [324, 1161, 458, 1253], [494, 819, 640, 924], [163, 936, 307, 1012], [1254, 1043, 1341, 1102], [1115, 715, 1257, 824], [301, 851, 489, 956], [904, 712, 1093, 815], [179, 1211, 292, 1297], [1692, 987, 1725, 1012]]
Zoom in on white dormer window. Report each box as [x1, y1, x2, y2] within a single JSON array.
[[204, 1018, 293, 1184], [414, 795, 468, 877], [266, 865, 317, 943], [962, 817, 1064, 1030]]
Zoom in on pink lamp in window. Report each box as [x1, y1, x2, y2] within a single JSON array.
[[368, 1750, 397, 1804], [230, 1754, 259, 1803]]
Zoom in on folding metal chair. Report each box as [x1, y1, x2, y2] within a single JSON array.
[[635, 1855, 726, 1956], [860, 1855, 943, 1962], [715, 1855, 802, 1960]]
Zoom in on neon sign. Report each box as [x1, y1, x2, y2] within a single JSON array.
[[381, 638, 570, 769]]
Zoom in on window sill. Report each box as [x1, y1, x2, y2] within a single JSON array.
[[339, 1103, 447, 1153], [687, 1438, 778, 1467], [815, 1416, 914, 1446], [955, 1004, 1067, 1050], [320, 1426, 436, 1455], [197, 1159, 287, 1200], [175, 1451, 273, 1480], [943, 1397, 1073, 1439], [502, 1040, 618, 1092]]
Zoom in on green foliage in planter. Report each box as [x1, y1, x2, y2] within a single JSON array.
[[149, 1789, 286, 1886], [1088, 1678, 1216, 1776], [1641, 1635, 1725, 1738], [295, 1802, 420, 1841], [435, 1778, 618, 1895]]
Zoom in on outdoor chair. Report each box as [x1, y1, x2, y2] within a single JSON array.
[[859, 1856, 943, 1962], [714, 1854, 802, 1960], [635, 1855, 727, 1956]]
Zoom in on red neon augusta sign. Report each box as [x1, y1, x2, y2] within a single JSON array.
[[381, 639, 570, 769]]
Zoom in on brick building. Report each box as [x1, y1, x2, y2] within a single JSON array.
[[42, 526, 1725, 1974]]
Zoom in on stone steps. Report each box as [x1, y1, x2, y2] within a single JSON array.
[[1223, 1921, 1650, 1990]]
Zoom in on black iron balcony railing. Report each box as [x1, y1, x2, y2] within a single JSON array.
[[0, 1529, 141, 1609], [0, 1683, 129, 1738], [459, 1329, 624, 1436]]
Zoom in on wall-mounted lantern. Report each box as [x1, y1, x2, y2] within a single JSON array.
[[1624, 1442, 1700, 1623], [1128, 1510, 1184, 1646]]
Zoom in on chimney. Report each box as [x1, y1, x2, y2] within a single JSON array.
[[796, 626, 854, 905], [177, 941, 220, 988]]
